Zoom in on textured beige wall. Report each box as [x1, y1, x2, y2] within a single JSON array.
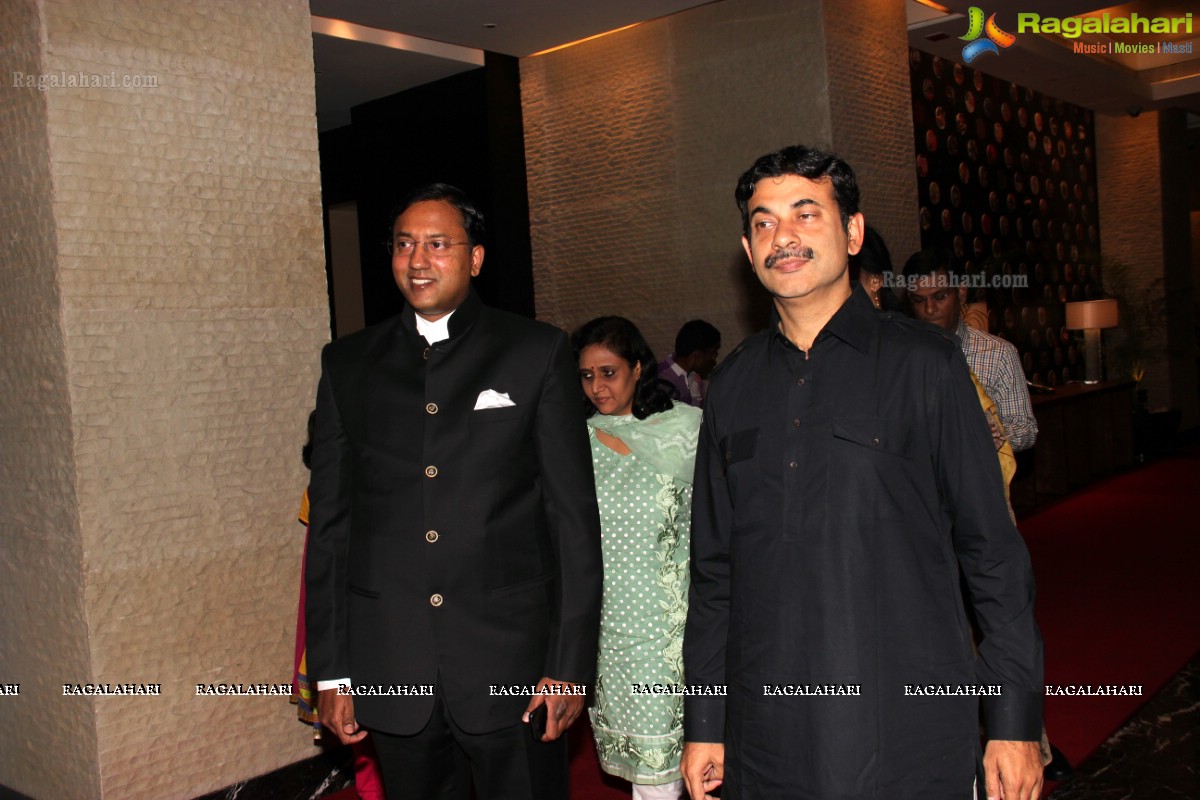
[[521, 0, 917, 358], [824, 0, 920, 268], [1, 1, 101, 797], [523, 0, 828, 357], [2, 0, 329, 797]]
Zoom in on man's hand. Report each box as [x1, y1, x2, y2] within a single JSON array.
[[522, 677, 584, 742], [316, 687, 368, 745], [983, 739, 1043, 800], [681, 741, 724, 800]]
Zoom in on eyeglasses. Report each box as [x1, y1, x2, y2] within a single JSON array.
[[384, 238, 472, 257]]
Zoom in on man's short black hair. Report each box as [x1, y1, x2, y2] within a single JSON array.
[[674, 320, 721, 358], [735, 145, 861, 237], [389, 183, 486, 247], [902, 248, 956, 282]]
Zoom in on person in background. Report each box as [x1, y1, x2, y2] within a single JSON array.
[[903, 250, 1038, 453], [575, 317, 702, 800], [847, 225, 903, 312], [855, 235, 1017, 509], [657, 320, 721, 407], [293, 411, 386, 800], [903, 249, 1071, 783], [961, 290, 990, 332]]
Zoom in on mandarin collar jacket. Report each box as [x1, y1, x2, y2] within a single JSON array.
[[306, 289, 602, 735]]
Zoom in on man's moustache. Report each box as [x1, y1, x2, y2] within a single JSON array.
[[765, 247, 815, 270]]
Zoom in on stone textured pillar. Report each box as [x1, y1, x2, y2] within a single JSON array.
[[1096, 110, 1198, 425], [1, 0, 100, 794], [521, 0, 917, 357], [0, 0, 329, 797], [823, 0, 920, 266]]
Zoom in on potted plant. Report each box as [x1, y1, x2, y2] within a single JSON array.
[[1101, 259, 1178, 459]]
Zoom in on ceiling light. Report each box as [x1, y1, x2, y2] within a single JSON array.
[[311, 16, 484, 66], [529, 23, 641, 57]]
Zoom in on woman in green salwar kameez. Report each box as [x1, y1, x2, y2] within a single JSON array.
[[573, 317, 702, 800]]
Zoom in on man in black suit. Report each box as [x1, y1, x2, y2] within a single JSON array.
[[306, 183, 602, 798]]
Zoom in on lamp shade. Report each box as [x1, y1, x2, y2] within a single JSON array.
[[1065, 299, 1119, 330]]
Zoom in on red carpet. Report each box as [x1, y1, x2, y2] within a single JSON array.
[[1020, 445, 1200, 790], [328, 446, 1200, 799], [568, 720, 629, 800]]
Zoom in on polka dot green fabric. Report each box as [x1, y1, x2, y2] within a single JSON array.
[[587, 430, 691, 785]]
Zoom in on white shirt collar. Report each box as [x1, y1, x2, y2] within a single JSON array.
[[415, 311, 454, 344]]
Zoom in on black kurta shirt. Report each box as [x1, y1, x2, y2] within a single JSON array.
[[683, 288, 1042, 798]]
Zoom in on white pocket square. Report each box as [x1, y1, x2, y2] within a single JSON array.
[[473, 389, 516, 410]]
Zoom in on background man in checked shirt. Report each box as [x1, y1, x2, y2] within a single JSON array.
[[904, 251, 1038, 454], [904, 250, 1076, 783]]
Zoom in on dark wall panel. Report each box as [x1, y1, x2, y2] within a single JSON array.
[[318, 54, 534, 329], [910, 49, 1103, 388]]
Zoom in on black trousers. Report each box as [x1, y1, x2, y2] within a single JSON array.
[[369, 693, 568, 800]]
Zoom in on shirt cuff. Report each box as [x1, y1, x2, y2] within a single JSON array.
[[316, 678, 350, 692], [983, 690, 1042, 741], [684, 695, 726, 742]]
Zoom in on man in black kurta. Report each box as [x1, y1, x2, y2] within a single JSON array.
[[681, 147, 1043, 800]]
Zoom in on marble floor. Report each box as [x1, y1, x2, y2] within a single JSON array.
[[192, 745, 352, 800], [1050, 653, 1198, 799], [181, 655, 1200, 799]]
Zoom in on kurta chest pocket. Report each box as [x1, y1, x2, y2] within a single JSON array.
[[720, 428, 761, 521], [827, 417, 917, 522], [831, 417, 915, 459], [720, 428, 759, 469]]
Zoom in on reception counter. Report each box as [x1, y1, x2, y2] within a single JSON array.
[[1011, 381, 1135, 515]]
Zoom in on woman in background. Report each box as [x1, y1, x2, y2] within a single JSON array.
[[848, 224, 904, 312], [573, 317, 702, 800]]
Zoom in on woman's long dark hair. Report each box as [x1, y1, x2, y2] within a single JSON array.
[[572, 316, 674, 420]]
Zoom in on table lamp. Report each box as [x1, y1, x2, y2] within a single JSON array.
[[1065, 299, 1119, 384]]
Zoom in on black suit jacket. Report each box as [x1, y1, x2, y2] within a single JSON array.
[[306, 290, 602, 735]]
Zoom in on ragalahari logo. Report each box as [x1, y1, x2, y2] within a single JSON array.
[[960, 7, 1016, 63]]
